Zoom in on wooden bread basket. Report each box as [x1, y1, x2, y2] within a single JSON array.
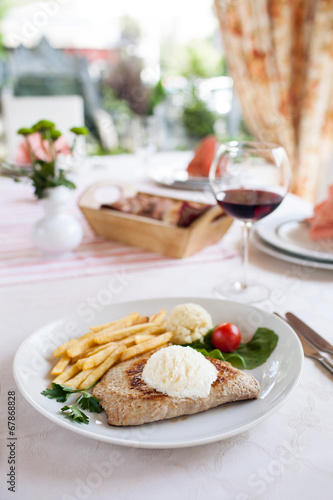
[[78, 182, 233, 258]]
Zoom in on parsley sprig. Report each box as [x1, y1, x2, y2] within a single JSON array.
[[41, 383, 102, 424]]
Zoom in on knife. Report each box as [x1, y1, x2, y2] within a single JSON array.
[[274, 313, 333, 376], [293, 329, 333, 376], [285, 312, 333, 356]]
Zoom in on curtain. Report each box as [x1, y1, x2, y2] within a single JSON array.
[[214, 0, 333, 201]]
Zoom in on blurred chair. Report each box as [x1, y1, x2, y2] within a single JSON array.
[[93, 108, 118, 151], [2, 93, 84, 160]]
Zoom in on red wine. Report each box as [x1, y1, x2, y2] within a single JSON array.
[[216, 189, 283, 221]]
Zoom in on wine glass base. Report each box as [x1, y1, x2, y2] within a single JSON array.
[[213, 281, 270, 304]]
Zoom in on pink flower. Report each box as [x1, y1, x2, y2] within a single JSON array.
[[15, 132, 71, 165]]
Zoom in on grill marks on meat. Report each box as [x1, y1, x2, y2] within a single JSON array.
[[126, 361, 161, 396], [92, 352, 260, 426]]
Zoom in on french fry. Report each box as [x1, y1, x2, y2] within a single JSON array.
[[121, 332, 173, 361], [81, 344, 118, 370], [134, 334, 155, 344], [52, 338, 76, 358], [89, 312, 140, 333], [89, 314, 148, 344], [66, 332, 96, 358], [52, 330, 95, 358], [73, 337, 135, 366], [77, 341, 116, 359], [75, 344, 118, 369], [65, 369, 94, 389], [75, 357, 89, 369], [79, 346, 126, 389], [149, 308, 167, 324], [84, 336, 136, 355], [92, 322, 147, 342], [61, 313, 163, 358], [119, 337, 137, 347], [151, 322, 167, 333], [51, 353, 71, 375], [53, 362, 81, 384], [133, 315, 149, 325], [93, 322, 165, 345]]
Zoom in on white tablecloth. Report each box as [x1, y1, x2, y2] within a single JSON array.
[[1, 154, 333, 500]]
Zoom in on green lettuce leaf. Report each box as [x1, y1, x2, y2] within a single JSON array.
[[187, 327, 278, 370]]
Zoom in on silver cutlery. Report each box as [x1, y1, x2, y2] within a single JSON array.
[[285, 312, 333, 356], [293, 330, 333, 376], [275, 313, 333, 376]]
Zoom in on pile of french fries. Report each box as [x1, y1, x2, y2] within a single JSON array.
[[51, 309, 172, 389]]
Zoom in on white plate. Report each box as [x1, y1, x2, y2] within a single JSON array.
[[13, 297, 303, 449], [252, 231, 333, 270], [150, 165, 210, 191], [256, 215, 333, 263]]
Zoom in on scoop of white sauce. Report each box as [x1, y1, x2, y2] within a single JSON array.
[[142, 345, 218, 398]]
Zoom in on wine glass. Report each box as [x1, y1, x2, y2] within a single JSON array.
[[134, 116, 156, 174], [209, 141, 290, 303]]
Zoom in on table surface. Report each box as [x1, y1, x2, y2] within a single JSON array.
[[1, 153, 333, 500]]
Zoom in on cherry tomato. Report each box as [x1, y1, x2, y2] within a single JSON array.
[[211, 323, 241, 353]]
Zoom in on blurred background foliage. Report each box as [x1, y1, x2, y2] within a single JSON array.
[[0, 1, 253, 156], [161, 37, 227, 80], [182, 87, 216, 139]]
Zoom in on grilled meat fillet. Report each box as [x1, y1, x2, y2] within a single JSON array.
[[92, 352, 260, 426]]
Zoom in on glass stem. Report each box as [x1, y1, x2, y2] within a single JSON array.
[[240, 222, 252, 289]]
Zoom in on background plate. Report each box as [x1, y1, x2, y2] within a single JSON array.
[[252, 231, 333, 270], [256, 215, 333, 262], [13, 297, 303, 449], [150, 165, 210, 191]]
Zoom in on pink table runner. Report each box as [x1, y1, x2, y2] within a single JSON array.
[[0, 182, 236, 286]]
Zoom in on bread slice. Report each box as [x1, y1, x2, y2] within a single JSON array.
[[92, 351, 260, 426]]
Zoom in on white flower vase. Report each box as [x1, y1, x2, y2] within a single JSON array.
[[32, 186, 83, 255]]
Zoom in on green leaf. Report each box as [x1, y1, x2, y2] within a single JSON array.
[[193, 347, 246, 369], [77, 392, 103, 413], [187, 327, 278, 370], [147, 79, 166, 115], [41, 383, 101, 424], [194, 348, 225, 361], [60, 178, 76, 190], [40, 161, 55, 177], [70, 126, 89, 136], [41, 383, 73, 402], [58, 384, 84, 394], [231, 328, 279, 369], [61, 403, 89, 424], [57, 170, 76, 190]]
